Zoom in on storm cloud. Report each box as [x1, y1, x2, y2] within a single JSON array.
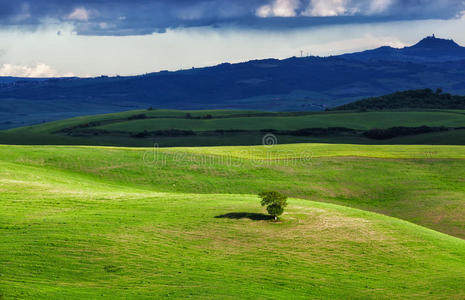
[[0, 0, 464, 35]]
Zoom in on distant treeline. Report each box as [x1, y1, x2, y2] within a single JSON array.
[[330, 89, 465, 111], [60, 121, 102, 133], [261, 127, 357, 136], [131, 129, 196, 138], [261, 126, 455, 139], [363, 126, 449, 140], [60, 122, 463, 141]]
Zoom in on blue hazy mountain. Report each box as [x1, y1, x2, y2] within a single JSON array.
[[340, 35, 465, 62], [2, 35, 465, 129]]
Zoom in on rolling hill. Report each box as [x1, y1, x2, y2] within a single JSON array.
[[1, 108, 465, 147], [330, 89, 465, 111], [2, 36, 465, 129], [1, 144, 465, 298]]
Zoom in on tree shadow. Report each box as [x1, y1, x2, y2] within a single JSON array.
[[215, 212, 273, 221]]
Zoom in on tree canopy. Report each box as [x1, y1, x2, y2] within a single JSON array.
[[258, 191, 288, 220]]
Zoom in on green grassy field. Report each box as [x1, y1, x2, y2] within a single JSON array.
[[96, 111, 465, 132], [1, 143, 465, 298], [2, 109, 465, 147]]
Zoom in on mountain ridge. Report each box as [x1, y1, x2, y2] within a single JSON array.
[[2, 35, 465, 129], [410, 35, 461, 49], [340, 35, 465, 62]]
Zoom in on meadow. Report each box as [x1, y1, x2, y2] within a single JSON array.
[[1, 109, 465, 147], [96, 110, 465, 132], [1, 143, 465, 298]]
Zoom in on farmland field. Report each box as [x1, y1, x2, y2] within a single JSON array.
[[1, 143, 465, 298], [96, 111, 465, 132], [1, 109, 465, 147]]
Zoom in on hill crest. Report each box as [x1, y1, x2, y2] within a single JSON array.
[[409, 35, 461, 49]]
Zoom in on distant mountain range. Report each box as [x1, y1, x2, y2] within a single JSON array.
[[2, 35, 465, 129], [340, 35, 465, 62]]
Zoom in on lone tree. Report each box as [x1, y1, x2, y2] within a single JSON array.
[[258, 191, 288, 221]]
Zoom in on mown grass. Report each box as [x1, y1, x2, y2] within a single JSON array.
[[1, 149, 465, 299], [0, 143, 464, 239]]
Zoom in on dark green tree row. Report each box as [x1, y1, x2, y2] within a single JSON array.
[[330, 89, 465, 111]]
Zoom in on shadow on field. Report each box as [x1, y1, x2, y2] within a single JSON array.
[[215, 212, 273, 221]]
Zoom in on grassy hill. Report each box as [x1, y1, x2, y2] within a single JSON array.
[[2, 143, 464, 237], [2, 108, 465, 147], [1, 143, 465, 298], [331, 89, 465, 111]]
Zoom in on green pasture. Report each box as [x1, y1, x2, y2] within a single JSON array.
[[1, 143, 465, 298]]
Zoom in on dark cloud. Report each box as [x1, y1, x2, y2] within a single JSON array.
[[0, 0, 463, 35]]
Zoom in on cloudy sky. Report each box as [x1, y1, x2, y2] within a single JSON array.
[[1, 0, 465, 77]]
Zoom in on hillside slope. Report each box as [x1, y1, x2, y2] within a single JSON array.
[[1, 144, 465, 298], [1, 144, 464, 237], [331, 89, 465, 111], [2, 109, 465, 146]]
